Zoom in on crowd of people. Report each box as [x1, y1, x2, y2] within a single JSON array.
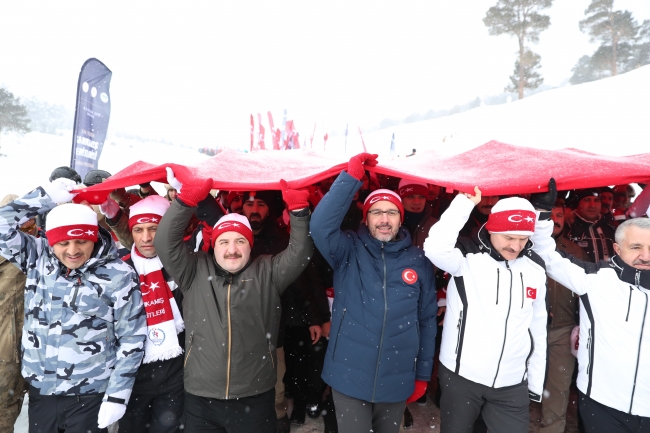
[[1, 153, 649, 433]]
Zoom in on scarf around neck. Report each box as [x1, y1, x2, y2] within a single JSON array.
[[131, 246, 184, 364]]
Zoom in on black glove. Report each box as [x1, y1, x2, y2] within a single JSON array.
[[530, 178, 557, 211], [195, 193, 225, 227]]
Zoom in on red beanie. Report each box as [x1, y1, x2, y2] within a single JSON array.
[[45, 203, 98, 246], [485, 197, 536, 236], [397, 179, 429, 199], [363, 189, 404, 221], [211, 214, 254, 248]]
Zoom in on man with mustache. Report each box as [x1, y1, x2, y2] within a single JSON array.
[[310, 153, 438, 433], [532, 183, 650, 433], [155, 169, 313, 433], [424, 186, 548, 433], [540, 203, 588, 433], [0, 178, 146, 432]]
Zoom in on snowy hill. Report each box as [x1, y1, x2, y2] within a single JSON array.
[[323, 65, 650, 159], [0, 131, 211, 200]]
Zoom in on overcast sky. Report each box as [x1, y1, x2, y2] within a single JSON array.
[[2, 0, 648, 149]]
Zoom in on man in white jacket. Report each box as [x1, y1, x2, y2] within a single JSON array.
[[424, 187, 547, 433], [533, 208, 650, 432]]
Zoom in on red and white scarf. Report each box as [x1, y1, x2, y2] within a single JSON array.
[[131, 247, 184, 364]]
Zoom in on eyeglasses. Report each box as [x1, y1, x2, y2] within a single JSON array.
[[367, 209, 400, 217]]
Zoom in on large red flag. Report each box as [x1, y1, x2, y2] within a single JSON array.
[[257, 113, 265, 150], [250, 114, 254, 152]]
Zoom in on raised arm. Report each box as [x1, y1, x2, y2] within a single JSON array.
[[154, 170, 213, 292], [424, 188, 481, 276], [271, 181, 315, 294], [0, 180, 76, 272]]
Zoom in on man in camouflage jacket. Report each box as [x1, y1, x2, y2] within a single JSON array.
[[0, 178, 146, 432]]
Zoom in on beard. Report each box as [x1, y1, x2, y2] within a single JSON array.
[[248, 213, 265, 230], [369, 223, 399, 242]]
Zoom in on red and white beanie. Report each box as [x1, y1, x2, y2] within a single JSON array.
[[397, 179, 429, 199], [363, 189, 404, 221], [485, 197, 536, 236], [45, 203, 98, 246], [211, 213, 254, 248], [129, 195, 171, 230]]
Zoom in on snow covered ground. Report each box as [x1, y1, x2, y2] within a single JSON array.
[[14, 390, 580, 432], [0, 130, 211, 200]]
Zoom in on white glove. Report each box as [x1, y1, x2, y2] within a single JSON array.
[[166, 167, 183, 194], [99, 196, 120, 219], [41, 178, 78, 203], [97, 401, 126, 429]]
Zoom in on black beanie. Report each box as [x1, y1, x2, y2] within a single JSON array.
[[566, 188, 600, 209], [242, 190, 284, 218]]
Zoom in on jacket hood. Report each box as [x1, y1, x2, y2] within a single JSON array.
[[609, 255, 650, 288]]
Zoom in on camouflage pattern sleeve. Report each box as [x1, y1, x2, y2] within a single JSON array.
[[102, 266, 146, 404], [105, 210, 134, 250], [0, 187, 55, 274]]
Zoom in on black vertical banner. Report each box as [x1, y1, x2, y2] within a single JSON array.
[[70, 58, 112, 180]]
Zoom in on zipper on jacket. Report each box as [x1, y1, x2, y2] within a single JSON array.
[[496, 269, 500, 305], [225, 283, 232, 399], [492, 261, 513, 387], [629, 290, 648, 413], [455, 311, 463, 354], [586, 328, 592, 374], [371, 244, 389, 402], [589, 226, 600, 262], [626, 287, 633, 322], [70, 277, 82, 308], [520, 273, 524, 309], [332, 308, 347, 358], [522, 329, 534, 381], [184, 332, 194, 367], [268, 339, 275, 369]]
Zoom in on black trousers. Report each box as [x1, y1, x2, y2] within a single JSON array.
[[183, 388, 276, 433], [284, 325, 327, 410], [119, 383, 184, 432], [579, 392, 650, 433], [438, 364, 529, 433], [28, 386, 107, 433]]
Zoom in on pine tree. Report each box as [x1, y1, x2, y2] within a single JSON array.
[[0, 88, 31, 154], [579, 0, 638, 76], [506, 49, 544, 92], [484, 0, 554, 99]]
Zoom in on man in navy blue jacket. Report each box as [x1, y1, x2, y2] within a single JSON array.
[[310, 153, 438, 433]]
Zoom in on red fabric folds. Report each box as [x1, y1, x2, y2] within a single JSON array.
[[73, 141, 650, 205]]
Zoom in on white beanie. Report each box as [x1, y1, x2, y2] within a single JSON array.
[[129, 195, 170, 230], [46, 203, 98, 246], [485, 197, 536, 236]]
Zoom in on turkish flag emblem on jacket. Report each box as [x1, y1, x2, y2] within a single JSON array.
[[526, 287, 537, 299]]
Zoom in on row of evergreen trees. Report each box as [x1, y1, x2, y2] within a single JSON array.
[[485, 0, 650, 98]]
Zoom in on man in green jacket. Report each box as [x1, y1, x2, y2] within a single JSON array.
[[154, 169, 314, 433]]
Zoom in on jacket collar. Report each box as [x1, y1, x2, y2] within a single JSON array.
[[475, 224, 533, 263], [609, 255, 650, 288], [212, 256, 253, 285], [358, 223, 413, 254]]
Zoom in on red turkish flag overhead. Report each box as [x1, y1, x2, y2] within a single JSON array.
[[73, 141, 650, 204]]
